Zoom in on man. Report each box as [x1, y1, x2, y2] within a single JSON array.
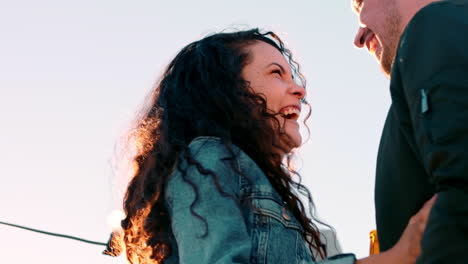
[[352, 0, 468, 263]]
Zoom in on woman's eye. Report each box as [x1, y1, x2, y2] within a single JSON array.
[[272, 69, 282, 76]]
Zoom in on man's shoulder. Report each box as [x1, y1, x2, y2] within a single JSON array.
[[398, 0, 468, 57], [422, 0, 468, 13], [443, 0, 468, 7], [409, 0, 468, 27]]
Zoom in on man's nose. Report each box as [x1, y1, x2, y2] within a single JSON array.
[[354, 27, 366, 48]]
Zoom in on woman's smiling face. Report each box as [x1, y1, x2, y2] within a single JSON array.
[[241, 40, 306, 150]]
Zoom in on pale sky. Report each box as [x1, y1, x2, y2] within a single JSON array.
[[0, 0, 390, 263]]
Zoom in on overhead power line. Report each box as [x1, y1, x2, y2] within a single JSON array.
[[0, 220, 107, 246]]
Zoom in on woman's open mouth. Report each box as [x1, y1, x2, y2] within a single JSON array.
[[279, 106, 300, 121]]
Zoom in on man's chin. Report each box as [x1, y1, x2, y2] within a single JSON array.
[[378, 48, 397, 79], [380, 64, 392, 79], [377, 57, 393, 79]]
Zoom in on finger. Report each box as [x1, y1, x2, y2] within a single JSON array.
[[421, 194, 437, 215], [409, 195, 437, 226], [417, 194, 438, 227]]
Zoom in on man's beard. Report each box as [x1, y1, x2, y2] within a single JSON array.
[[380, 1, 402, 77]]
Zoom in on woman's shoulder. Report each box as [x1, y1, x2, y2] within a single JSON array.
[[186, 136, 244, 164], [171, 136, 245, 179], [187, 137, 264, 174], [178, 137, 265, 185], [188, 136, 236, 154], [166, 137, 248, 202], [189, 136, 277, 189]]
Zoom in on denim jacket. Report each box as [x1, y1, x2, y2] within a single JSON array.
[[164, 137, 356, 264]]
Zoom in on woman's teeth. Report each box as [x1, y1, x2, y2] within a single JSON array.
[[280, 107, 300, 120]]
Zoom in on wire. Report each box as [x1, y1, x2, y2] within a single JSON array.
[[0, 220, 107, 246]]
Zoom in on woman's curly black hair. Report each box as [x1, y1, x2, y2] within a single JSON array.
[[119, 28, 327, 263]]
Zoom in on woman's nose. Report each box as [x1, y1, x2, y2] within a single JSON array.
[[291, 82, 306, 99]]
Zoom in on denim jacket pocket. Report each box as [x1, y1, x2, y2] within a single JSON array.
[[249, 191, 311, 264], [253, 196, 303, 230]]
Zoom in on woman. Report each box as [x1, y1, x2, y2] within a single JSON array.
[[116, 28, 433, 264]]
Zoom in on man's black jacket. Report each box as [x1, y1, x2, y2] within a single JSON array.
[[376, 0, 468, 263]]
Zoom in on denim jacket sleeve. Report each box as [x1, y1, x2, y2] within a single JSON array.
[[165, 138, 252, 263], [318, 254, 356, 264]]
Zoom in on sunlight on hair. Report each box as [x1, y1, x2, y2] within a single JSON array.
[[108, 209, 126, 231], [287, 151, 303, 171]]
